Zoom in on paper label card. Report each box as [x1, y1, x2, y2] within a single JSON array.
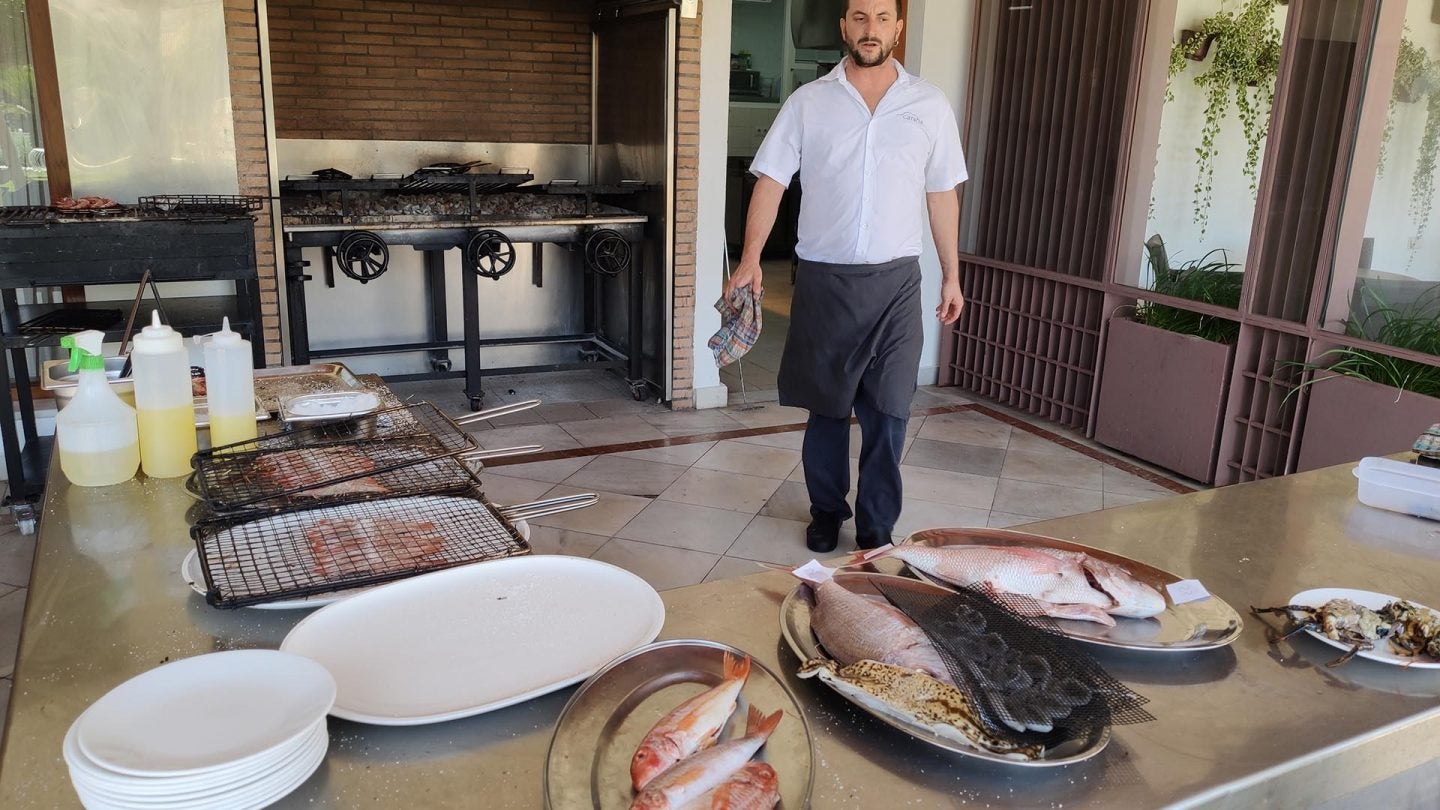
[[1166, 579, 1211, 605], [791, 559, 835, 586]]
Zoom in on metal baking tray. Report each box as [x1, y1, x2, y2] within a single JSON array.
[[779, 572, 1110, 766], [544, 639, 814, 809], [253, 363, 366, 414], [901, 528, 1244, 651]]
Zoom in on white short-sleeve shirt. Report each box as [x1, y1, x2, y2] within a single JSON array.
[[749, 58, 967, 265]]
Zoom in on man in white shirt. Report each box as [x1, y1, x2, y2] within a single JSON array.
[[726, 0, 966, 553]]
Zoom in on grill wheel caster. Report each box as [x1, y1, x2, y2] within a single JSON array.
[[430, 357, 453, 373], [578, 349, 601, 363], [629, 381, 648, 401], [469, 396, 484, 411]]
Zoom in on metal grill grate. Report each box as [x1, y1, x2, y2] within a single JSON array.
[[137, 195, 266, 215], [193, 491, 530, 608], [190, 403, 480, 512]]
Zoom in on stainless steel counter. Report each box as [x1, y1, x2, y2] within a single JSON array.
[[4, 458, 1440, 808]]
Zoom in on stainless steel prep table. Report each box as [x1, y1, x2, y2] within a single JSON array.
[[3, 457, 1440, 808]]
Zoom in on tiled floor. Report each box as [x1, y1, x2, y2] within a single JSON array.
[[0, 373, 1194, 750]]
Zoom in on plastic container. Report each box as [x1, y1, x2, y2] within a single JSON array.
[[55, 331, 139, 487], [1354, 457, 1440, 521], [131, 310, 198, 478], [201, 317, 257, 449]]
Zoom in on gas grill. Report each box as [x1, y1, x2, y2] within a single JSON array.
[[279, 169, 655, 410]]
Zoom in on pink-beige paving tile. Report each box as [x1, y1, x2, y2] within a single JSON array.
[[485, 456, 591, 483], [1104, 466, 1184, 497], [479, 474, 557, 509], [694, 440, 802, 480], [590, 538, 719, 592], [474, 423, 582, 452], [892, 500, 993, 539], [1000, 448, 1106, 491], [559, 415, 669, 447], [615, 441, 717, 467], [725, 516, 857, 567], [987, 512, 1044, 528], [562, 456, 690, 498], [0, 587, 24, 679], [534, 485, 651, 536], [916, 411, 1012, 449], [659, 468, 784, 514], [525, 525, 610, 558], [904, 438, 1007, 477], [898, 465, 999, 510], [732, 431, 806, 451], [991, 479, 1104, 520], [638, 408, 746, 435], [760, 481, 856, 524], [722, 404, 811, 428], [0, 530, 34, 589], [1104, 492, 1162, 510], [616, 500, 755, 554], [703, 557, 772, 583]]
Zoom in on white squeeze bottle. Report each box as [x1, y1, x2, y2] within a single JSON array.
[[56, 331, 140, 487], [131, 310, 198, 478], [202, 317, 257, 449]]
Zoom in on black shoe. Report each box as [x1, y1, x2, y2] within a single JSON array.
[[855, 529, 892, 550], [806, 514, 842, 553]]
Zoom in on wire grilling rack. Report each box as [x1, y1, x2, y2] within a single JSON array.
[[193, 490, 529, 608]]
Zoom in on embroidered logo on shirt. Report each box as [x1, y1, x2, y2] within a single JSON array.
[[899, 112, 925, 126]]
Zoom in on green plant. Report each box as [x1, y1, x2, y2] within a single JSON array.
[[1377, 36, 1440, 257], [1167, 0, 1283, 237], [1378, 35, 1429, 177], [1135, 239, 1243, 344], [1288, 288, 1440, 400]]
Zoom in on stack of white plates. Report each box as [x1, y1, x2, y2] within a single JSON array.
[[63, 650, 335, 810]]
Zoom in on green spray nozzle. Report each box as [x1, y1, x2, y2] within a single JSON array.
[[61, 330, 107, 373]]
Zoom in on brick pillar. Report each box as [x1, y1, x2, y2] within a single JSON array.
[[671, 7, 702, 410], [224, 0, 284, 366]]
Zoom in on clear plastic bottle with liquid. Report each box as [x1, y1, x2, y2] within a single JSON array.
[[201, 317, 257, 449], [55, 330, 140, 487], [131, 310, 198, 478]]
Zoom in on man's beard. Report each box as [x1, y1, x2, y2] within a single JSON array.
[[846, 36, 895, 68]]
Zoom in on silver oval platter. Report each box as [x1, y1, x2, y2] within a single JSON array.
[[901, 528, 1243, 652], [544, 639, 814, 809], [779, 572, 1110, 767]]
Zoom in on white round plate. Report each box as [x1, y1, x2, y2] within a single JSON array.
[[281, 555, 664, 725], [71, 729, 326, 810], [76, 650, 335, 776], [183, 520, 530, 610], [1289, 588, 1440, 668], [66, 718, 325, 797]]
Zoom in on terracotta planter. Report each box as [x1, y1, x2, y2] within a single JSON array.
[[1094, 318, 1234, 484], [1296, 374, 1440, 472]]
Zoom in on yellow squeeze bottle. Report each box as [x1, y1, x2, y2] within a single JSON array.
[[130, 311, 198, 478], [55, 331, 139, 487]]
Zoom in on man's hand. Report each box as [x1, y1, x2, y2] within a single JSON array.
[[937, 277, 964, 324], [726, 259, 764, 298]]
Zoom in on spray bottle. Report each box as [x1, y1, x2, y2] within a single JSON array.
[[56, 330, 140, 487], [201, 317, 257, 449], [131, 310, 198, 478]]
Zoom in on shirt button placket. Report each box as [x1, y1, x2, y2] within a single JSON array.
[[859, 120, 875, 262]]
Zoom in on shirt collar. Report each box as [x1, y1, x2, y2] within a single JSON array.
[[822, 56, 911, 88]]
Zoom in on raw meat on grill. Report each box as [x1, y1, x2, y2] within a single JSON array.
[[306, 515, 447, 579], [254, 447, 390, 498]]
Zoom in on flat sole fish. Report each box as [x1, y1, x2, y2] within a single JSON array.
[[796, 658, 1043, 761]]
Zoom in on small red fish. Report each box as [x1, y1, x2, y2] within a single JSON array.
[[631, 705, 783, 810], [631, 652, 751, 790], [707, 761, 780, 810]]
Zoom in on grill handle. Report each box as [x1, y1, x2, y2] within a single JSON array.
[[497, 493, 598, 522], [454, 398, 542, 425], [460, 444, 544, 463]]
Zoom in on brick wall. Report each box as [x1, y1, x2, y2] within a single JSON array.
[[224, 0, 283, 366], [670, 8, 700, 410], [267, 0, 592, 143]]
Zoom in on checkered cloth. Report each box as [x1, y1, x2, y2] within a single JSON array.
[[707, 286, 764, 368]]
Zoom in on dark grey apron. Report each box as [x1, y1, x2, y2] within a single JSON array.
[[778, 256, 923, 420]]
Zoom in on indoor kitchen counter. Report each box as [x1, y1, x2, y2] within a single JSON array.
[[3, 457, 1440, 808]]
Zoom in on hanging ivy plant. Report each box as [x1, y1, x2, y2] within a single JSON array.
[[1376, 35, 1440, 256], [1167, 0, 1282, 238], [1378, 35, 1429, 177]]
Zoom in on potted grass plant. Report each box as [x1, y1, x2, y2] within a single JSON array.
[[1293, 289, 1440, 471], [1093, 237, 1243, 483]]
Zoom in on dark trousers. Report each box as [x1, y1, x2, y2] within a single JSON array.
[[802, 396, 907, 539]]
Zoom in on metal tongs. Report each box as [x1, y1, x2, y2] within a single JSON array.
[[117, 269, 168, 378], [497, 493, 599, 522]]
